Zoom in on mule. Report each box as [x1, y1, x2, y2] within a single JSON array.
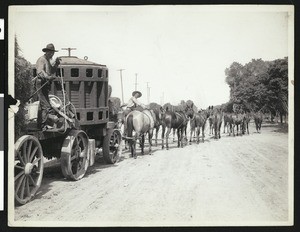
[[231, 113, 245, 136], [210, 107, 223, 139], [223, 113, 233, 134], [185, 106, 210, 144], [161, 107, 188, 150], [254, 112, 263, 133], [126, 109, 156, 158], [243, 112, 251, 134]]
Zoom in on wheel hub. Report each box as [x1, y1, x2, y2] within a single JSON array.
[[24, 163, 34, 175]]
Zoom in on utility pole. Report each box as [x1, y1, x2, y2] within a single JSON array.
[[162, 92, 164, 105], [117, 69, 125, 104], [61, 47, 76, 57], [135, 73, 138, 91]]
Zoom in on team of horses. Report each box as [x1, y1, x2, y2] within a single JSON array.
[[121, 103, 263, 159]]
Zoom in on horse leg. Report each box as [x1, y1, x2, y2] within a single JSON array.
[[141, 134, 145, 155], [130, 136, 136, 158], [196, 126, 200, 144], [125, 139, 128, 150], [155, 127, 158, 147], [214, 123, 218, 139], [233, 124, 235, 136], [178, 128, 182, 148], [177, 128, 180, 148], [161, 125, 165, 149], [173, 128, 176, 142], [148, 130, 153, 155], [166, 127, 171, 150], [189, 128, 193, 145], [201, 126, 205, 142]]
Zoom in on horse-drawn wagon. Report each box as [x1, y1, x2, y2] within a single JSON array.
[[14, 55, 122, 205]]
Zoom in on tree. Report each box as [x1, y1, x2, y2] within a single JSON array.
[[15, 35, 34, 139], [224, 57, 288, 122], [266, 57, 288, 122]]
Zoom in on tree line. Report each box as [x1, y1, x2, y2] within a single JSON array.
[[223, 57, 288, 123]]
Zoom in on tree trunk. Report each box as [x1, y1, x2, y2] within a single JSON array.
[[280, 113, 283, 124]]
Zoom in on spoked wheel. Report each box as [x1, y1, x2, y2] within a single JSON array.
[[61, 130, 89, 180], [14, 135, 44, 205], [103, 129, 122, 164]]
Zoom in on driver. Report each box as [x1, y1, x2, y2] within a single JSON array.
[[35, 43, 61, 131]]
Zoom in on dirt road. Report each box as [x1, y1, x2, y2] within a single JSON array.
[[12, 122, 291, 226]]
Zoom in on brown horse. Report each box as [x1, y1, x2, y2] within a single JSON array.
[[126, 109, 156, 158], [185, 105, 210, 144], [254, 112, 263, 133], [161, 107, 188, 150]]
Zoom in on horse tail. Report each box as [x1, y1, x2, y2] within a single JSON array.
[[127, 114, 134, 138]]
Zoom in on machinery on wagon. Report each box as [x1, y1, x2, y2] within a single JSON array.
[[14, 53, 122, 205]]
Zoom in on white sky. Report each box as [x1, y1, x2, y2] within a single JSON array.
[[9, 5, 292, 109]]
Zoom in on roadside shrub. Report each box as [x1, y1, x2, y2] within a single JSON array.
[[14, 36, 34, 140]]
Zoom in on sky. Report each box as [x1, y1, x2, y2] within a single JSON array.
[[9, 5, 292, 109]]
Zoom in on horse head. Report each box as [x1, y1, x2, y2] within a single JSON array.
[[185, 103, 194, 119]]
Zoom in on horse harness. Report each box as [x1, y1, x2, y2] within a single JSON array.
[[174, 112, 186, 129]]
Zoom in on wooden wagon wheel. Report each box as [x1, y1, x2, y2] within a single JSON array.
[[14, 135, 44, 205], [60, 130, 89, 180], [103, 129, 122, 164]]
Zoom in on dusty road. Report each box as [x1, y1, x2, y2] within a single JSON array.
[[12, 122, 290, 226]]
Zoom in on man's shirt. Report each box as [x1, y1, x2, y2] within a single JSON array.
[[127, 96, 144, 108], [36, 55, 57, 78]]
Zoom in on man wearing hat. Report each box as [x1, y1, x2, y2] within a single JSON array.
[[36, 43, 61, 131], [121, 90, 146, 136], [123, 91, 146, 115]]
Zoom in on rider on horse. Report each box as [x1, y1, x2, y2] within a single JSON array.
[[121, 91, 147, 135], [122, 91, 147, 115]]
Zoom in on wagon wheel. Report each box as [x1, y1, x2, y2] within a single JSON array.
[[14, 135, 44, 205], [103, 129, 122, 164], [60, 130, 89, 180]]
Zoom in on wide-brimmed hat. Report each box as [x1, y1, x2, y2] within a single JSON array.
[[132, 91, 142, 98], [42, 43, 58, 52]]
